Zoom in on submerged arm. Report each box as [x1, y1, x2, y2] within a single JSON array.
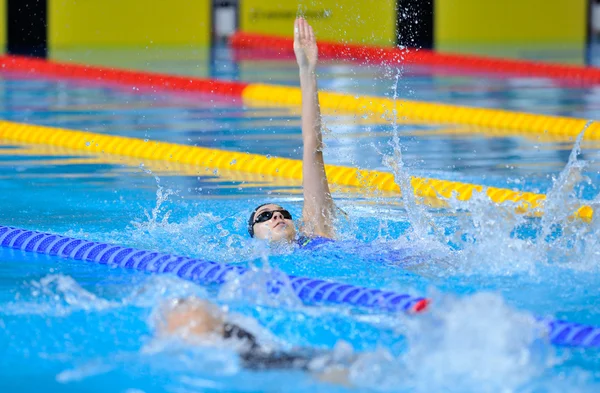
[[294, 17, 335, 238]]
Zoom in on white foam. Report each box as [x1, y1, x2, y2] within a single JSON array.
[[56, 359, 115, 383], [348, 292, 561, 392], [124, 274, 208, 308], [447, 192, 540, 276], [1, 274, 118, 316], [218, 265, 303, 309]]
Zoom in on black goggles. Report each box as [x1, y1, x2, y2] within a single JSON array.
[[253, 209, 292, 224]]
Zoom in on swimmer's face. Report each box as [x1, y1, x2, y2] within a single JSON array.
[[251, 204, 296, 243]]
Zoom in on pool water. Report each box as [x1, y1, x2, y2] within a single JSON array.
[[1, 45, 600, 392]]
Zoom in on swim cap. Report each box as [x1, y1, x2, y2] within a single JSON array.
[[247, 203, 270, 237]]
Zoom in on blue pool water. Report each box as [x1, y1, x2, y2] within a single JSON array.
[[1, 46, 600, 392]]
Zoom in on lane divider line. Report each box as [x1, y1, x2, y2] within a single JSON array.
[[241, 84, 600, 141], [0, 225, 429, 314], [0, 120, 592, 221], [1, 55, 597, 140], [0, 55, 248, 97], [231, 32, 600, 85], [0, 140, 306, 189], [2, 223, 599, 349]]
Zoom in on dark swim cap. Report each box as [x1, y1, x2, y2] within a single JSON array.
[[247, 203, 270, 237]]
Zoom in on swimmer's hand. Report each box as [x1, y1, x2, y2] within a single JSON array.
[[294, 17, 318, 71]]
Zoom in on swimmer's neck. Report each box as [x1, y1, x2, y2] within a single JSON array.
[[259, 237, 297, 253]]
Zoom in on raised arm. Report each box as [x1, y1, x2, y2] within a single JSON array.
[[294, 17, 335, 239]]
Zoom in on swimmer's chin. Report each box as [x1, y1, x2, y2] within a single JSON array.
[[262, 227, 296, 244], [262, 234, 297, 253]]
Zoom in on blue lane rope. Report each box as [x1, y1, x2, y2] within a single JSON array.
[[1, 224, 598, 349], [0, 225, 426, 313]]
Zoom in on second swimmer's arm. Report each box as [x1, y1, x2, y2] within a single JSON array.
[[295, 17, 335, 238]]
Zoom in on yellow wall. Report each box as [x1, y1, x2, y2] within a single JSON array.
[[49, 0, 211, 48], [240, 0, 396, 46], [0, 0, 5, 53], [435, 0, 587, 46]]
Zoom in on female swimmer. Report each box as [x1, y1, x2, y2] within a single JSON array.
[[157, 296, 353, 384], [247, 17, 336, 247]]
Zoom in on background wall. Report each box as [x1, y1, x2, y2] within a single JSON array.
[[0, 0, 5, 54], [239, 0, 397, 47], [0, 0, 592, 58], [435, 0, 588, 49], [48, 0, 211, 49]]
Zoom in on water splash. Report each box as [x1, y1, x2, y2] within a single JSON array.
[[569, 190, 600, 270], [1, 273, 210, 318], [121, 211, 249, 262], [107, 169, 252, 261], [535, 124, 600, 269], [348, 347, 404, 391], [131, 172, 176, 231], [218, 265, 303, 309], [125, 275, 208, 308], [446, 192, 540, 276], [541, 125, 590, 236], [438, 123, 600, 276], [400, 292, 553, 392], [348, 292, 563, 392], [56, 359, 116, 383], [381, 70, 438, 241], [1, 274, 118, 316]]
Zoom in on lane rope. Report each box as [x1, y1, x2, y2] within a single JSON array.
[[0, 120, 591, 221], [231, 32, 600, 85], [1, 55, 598, 140], [241, 83, 600, 141], [0, 225, 428, 314], [2, 224, 598, 349], [0, 55, 248, 96]]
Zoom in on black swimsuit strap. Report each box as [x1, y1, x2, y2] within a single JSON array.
[[222, 322, 315, 371], [222, 322, 260, 351], [240, 348, 314, 371]]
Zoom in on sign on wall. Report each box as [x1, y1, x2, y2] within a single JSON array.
[[240, 0, 397, 47]]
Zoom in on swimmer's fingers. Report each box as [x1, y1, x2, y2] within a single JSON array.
[[294, 18, 300, 41], [299, 17, 307, 40]]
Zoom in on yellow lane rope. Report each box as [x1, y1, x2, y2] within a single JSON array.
[[0, 120, 591, 221], [241, 84, 599, 140]]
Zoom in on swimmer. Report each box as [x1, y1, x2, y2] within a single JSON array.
[[157, 296, 353, 385], [248, 17, 336, 246]]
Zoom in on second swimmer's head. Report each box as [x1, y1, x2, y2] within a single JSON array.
[[247, 203, 296, 243]]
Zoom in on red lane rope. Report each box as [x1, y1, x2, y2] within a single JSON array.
[[230, 32, 600, 84], [0, 55, 249, 96]]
